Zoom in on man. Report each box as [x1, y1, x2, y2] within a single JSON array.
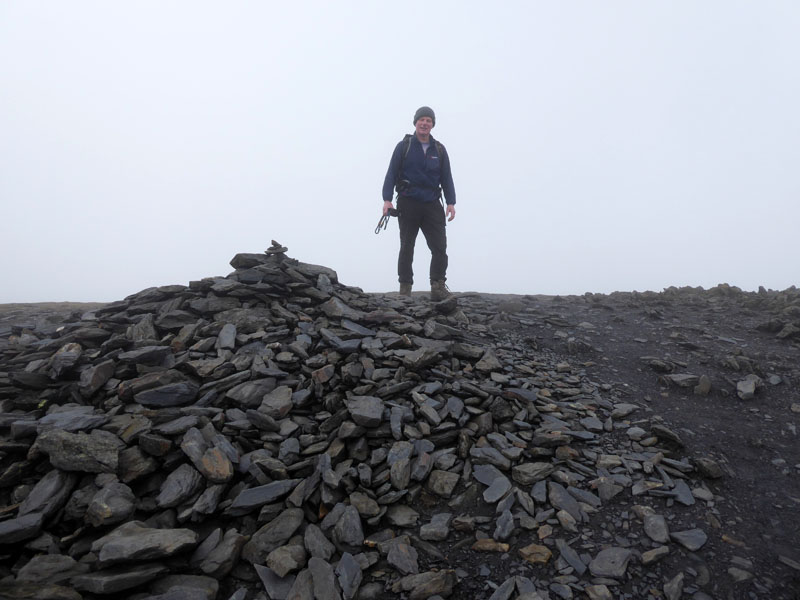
[[382, 106, 456, 301]]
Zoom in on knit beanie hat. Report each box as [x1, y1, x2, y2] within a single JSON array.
[[413, 106, 436, 126]]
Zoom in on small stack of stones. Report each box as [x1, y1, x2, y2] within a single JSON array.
[[0, 245, 730, 600]]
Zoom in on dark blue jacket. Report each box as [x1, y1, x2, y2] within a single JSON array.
[[382, 134, 456, 205]]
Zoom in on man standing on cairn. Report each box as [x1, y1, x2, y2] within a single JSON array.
[[382, 106, 456, 301]]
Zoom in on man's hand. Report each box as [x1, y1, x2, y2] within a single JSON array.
[[383, 201, 394, 216], [446, 204, 456, 222]]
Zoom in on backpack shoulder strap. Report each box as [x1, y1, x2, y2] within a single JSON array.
[[399, 134, 413, 173]]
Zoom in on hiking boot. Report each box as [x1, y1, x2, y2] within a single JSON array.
[[399, 283, 412, 296], [430, 280, 452, 302]]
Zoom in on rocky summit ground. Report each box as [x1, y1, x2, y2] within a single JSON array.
[[0, 247, 798, 600]]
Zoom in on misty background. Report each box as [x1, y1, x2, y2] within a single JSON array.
[[2, 1, 798, 303]]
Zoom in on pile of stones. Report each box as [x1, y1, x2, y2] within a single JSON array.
[[0, 246, 731, 600]]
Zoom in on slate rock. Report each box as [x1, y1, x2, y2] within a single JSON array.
[[641, 545, 670, 565], [71, 564, 169, 594], [36, 429, 121, 473], [475, 349, 503, 372], [118, 345, 172, 365], [128, 313, 158, 342], [156, 309, 201, 331], [260, 385, 294, 418], [516, 489, 536, 517], [589, 547, 632, 578], [488, 577, 516, 600], [626, 426, 647, 440], [344, 396, 384, 427], [494, 509, 515, 541], [230, 252, 270, 269], [242, 507, 305, 564], [79, 360, 116, 397], [519, 543, 552, 565], [390, 457, 411, 490], [16, 554, 90, 584], [547, 481, 582, 522], [305, 523, 336, 560], [336, 551, 362, 600], [664, 572, 684, 600], [255, 565, 296, 600], [318, 296, 360, 319], [387, 541, 419, 575], [651, 424, 684, 446], [333, 505, 364, 551], [671, 479, 696, 506], [18, 469, 77, 518], [387, 441, 414, 465], [91, 521, 199, 566], [670, 528, 708, 551], [226, 378, 277, 407], [513, 462, 554, 485], [156, 463, 205, 508], [420, 512, 451, 541], [580, 416, 604, 432], [402, 347, 441, 370], [585, 585, 613, 600], [567, 485, 601, 508], [85, 482, 137, 527], [550, 582, 573, 599], [0, 512, 44, 544], [228, 479, 301, 515], [666, 373, 700, 388], [737, 375, 760, 400], [391, 570, 457, 600], [193, 528, 247, 578], [385, 504, 419, 527], [118, 369, 187, 401], [197, 446, 234, 484], [610, 403, 639, 418], [148, 574, 220, 600], [472, 464, 506, 486], [267, 543, 307, 578], [483, 475, 512, 503], [0, 580, 82, 600], [470, 446, 511, 470], [309, 556, 342, 600], [426, 470, 459, 497], [48, 342, 83, 378], [139, 433, 173, 456], [643, 513, 670, 543], [216, 323, 237, 349], [37, 406, 108, 433], [695, 456, 724, 479], [555, 538, 587, 575], [134, 381, 199, 407]]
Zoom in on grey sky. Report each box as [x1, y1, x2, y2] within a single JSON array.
[[2, 1, 798, 303]]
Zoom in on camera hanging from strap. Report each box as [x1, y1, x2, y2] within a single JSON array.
[[375, 207, 399, 234]]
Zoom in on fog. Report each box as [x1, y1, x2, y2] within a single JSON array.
[[2, 1, 798, 303]]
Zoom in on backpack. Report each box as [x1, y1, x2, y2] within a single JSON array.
[[396, 134, 446, 197]]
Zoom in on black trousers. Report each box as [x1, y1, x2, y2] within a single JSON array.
[[397, 196, 448, 285]]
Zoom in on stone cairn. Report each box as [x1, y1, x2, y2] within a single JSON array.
[[0, 245, 724, 600]]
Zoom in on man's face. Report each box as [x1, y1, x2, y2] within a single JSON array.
[[415, 116, 433, 137]]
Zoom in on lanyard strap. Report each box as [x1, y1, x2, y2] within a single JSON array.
[[375, 214, 391, 234]]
